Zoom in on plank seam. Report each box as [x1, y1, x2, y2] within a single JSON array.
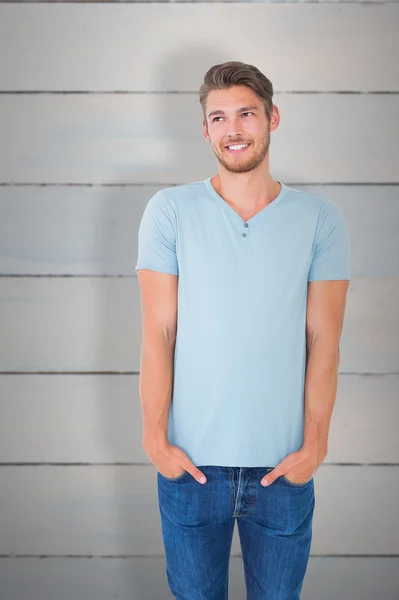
[[0, 553, 398, 558], [1, 182, 399, 187], [0, 371, 397, 375], [0, 462, 398, 466], [1, 91, 399, 95], [1, 1, 398, 4]]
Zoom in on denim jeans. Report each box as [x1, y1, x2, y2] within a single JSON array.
[[157, 465, 315, 600]]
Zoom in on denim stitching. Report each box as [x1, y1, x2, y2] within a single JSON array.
[[159, 470, 187, 482], [281, 474, 313, 488], [245, 470, 256, 517], [230, 468, 236, 515]]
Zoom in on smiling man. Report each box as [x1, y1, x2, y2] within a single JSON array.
[[136, 61, 351, 599]]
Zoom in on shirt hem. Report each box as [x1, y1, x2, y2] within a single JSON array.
[[191, 456, 278, 468], [135, 263, 178, 275]]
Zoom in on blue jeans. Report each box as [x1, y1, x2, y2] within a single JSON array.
[[157, 465, 315, 600]]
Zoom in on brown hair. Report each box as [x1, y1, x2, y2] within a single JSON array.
[[199, 61, 274, 127]]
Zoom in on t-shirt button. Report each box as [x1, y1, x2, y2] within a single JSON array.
[[244, 223, 249, 227], [242, 233, 247, 237]]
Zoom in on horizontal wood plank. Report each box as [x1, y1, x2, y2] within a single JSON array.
[[0, 465, 397, 555], [0, 278, 142, 372], [0, 277, 397, 373], [2, 94, 399, 183], [0, 4, 397, 91], [0, 557, 398, 600], [340, 277, 399, 373], [0, 184, 398, 276], [0, 374, 398, 464], [0, 0, 397, 589]]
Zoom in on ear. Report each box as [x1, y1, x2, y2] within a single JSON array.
[[269, 105, 280, 133], [202, 119, 210, 143]]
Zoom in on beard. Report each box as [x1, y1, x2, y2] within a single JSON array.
[[211, 126, 271, 174]]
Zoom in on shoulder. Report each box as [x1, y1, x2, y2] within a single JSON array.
[[284, 185, 345, 225], [283, 184, 328, 211], [141, 187, 179, 226], [153, 180, 211, 224], [159, 180, 205, 207]]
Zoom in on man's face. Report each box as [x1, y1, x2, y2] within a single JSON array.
[[202, 85, 279, 174]]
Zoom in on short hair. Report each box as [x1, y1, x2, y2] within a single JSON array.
[[199, 61, 274, 126]]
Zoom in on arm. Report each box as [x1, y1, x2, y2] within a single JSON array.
[[261, 279, 350, 487], [260, 199, 352, 486], [137, 269, 178, 450], [302, 279, 350, 461], [135, 191, 207, 483]]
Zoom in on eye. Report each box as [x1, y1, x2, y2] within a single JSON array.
[[212, 111, 253, 123]]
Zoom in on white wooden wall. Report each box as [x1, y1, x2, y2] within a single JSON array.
[[0, 2, 398, 599]]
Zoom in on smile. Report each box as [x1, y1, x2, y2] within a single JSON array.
[[225, 143, 250, 154]]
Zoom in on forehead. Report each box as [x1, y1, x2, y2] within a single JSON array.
[[206, 86, 262, 118]]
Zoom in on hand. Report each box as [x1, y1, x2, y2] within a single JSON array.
[[143, 439, 207, 484], [260, 448, 319, 487]]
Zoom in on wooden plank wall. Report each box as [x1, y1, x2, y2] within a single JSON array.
[[0, 2, 398, 599]]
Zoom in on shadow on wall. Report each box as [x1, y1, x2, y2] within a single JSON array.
[[97, 46, 234, 597]]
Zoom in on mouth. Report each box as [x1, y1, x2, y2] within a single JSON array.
[[224, 143, 251, 154]]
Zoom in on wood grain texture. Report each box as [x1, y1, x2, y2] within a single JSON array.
[[0, 465, 397, 555], [2, 93, 399, 183], [0, 184, 398, 276], [0, 2, 397, 594], [0, 277, 398, 373], [0, 557, 398, 600], [0, 4, 397, 91], [0, 374, 398, 464]]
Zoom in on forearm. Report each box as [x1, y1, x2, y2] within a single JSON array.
[[140, 332, 176, 449], [302, 337, 340, 460]]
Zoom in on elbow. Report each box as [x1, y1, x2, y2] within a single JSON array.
[[306, 331, 341, 365], [163, 323, 177, 345]]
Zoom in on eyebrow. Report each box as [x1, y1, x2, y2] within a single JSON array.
[[207, 105, 260, 119]]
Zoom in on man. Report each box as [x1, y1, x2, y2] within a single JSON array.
[[136, 61, 351, 600]]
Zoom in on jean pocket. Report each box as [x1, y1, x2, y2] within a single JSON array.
[[158, 469, 188, 482], [281, 474, 313, 488]]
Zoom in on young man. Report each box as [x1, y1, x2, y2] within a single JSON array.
[[136, 61, 351, 599]]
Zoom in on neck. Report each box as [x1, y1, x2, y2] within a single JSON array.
[[211, 171, 282, 213]]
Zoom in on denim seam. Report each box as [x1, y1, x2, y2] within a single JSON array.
[[281, 475, 313, 488], [159, 470, 187, 482], [230, 468, 236, 516]]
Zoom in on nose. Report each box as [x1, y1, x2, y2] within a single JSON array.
[[226, 117, 245, 137]]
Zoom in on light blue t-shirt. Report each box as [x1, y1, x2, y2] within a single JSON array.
[[136, 177, 351, 468]]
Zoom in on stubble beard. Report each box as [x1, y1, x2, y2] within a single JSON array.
[[212, 127, 271, 174]]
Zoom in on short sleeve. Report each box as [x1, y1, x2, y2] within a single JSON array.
[[135, 190, 179, 275], [308, 199, 351, 282]]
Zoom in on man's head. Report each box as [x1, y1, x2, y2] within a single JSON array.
[[199, 61, 279, 174]]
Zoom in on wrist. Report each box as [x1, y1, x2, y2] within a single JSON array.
[[142, 431, 168, 451], [301, 440, 327, 462]]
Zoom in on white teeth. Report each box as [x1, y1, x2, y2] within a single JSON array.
[[228, 144, 248, 150]]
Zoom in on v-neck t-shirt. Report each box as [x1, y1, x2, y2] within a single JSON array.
[[135, 177, 351, 468]]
